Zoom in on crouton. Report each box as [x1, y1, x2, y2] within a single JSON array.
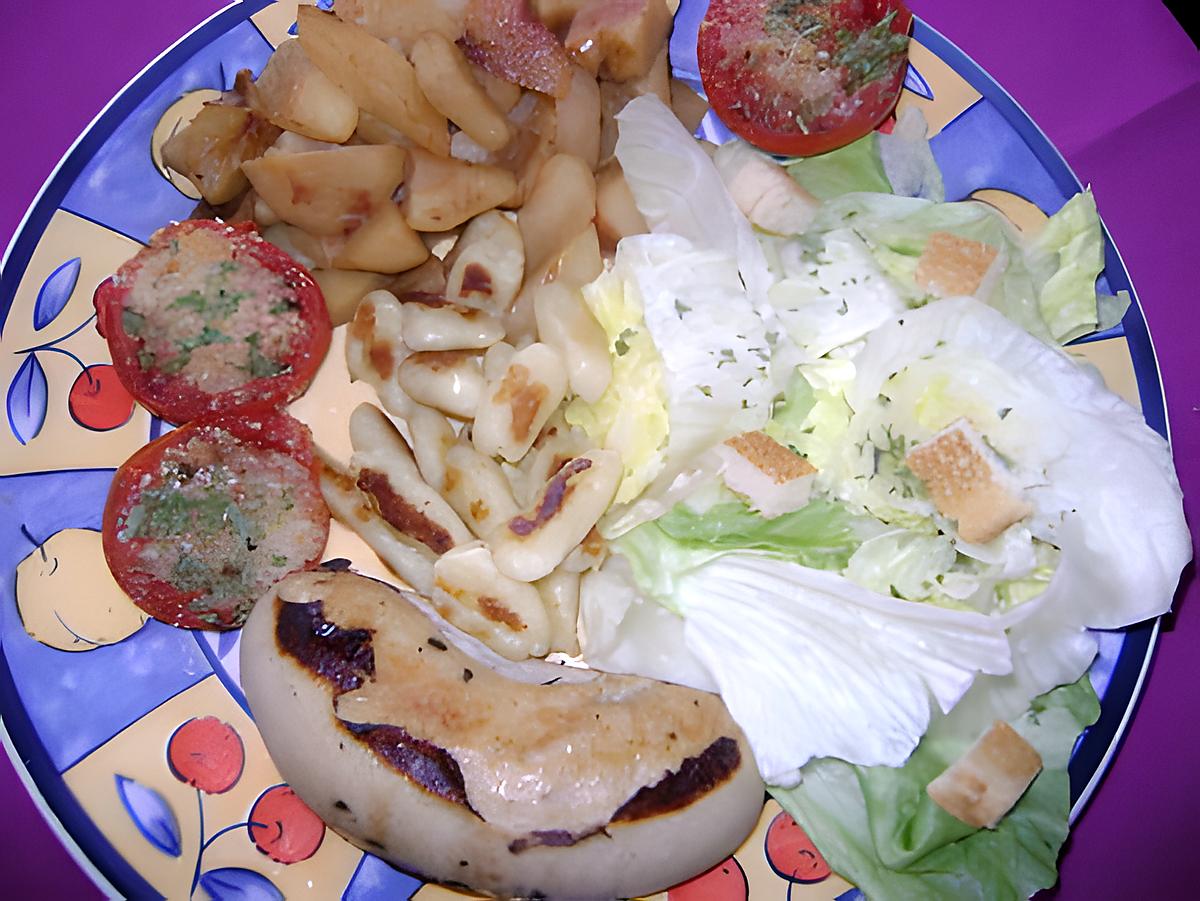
[[716, 430, 817, 519], [927, 720, 1043, 829]]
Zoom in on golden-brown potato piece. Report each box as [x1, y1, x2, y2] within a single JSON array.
[[564, 0, 673, 82], [532, 0, 590, 33], [311, 269, 390, 327], [250, 39, 358, 143], [333, 203, 431, 273], [162, 103, 281, 206], [594, 159, 649, 253], [332, 0, 461, 52], [242, 144, 408, 236], [671, 76, 710, 134], [298, 6, 449, 155], [470, 62, 523, 113], [412, 32, 512, 152], [401, 148, 517, 232], [518, 153, 596, 274], [555, 65, 602, 170]]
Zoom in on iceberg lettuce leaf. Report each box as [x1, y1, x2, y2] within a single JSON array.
[[771, 677, 1100, 901]]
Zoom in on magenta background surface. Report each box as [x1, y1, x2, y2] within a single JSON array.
[[0, 1, 1196, 896]]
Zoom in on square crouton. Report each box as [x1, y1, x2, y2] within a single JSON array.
[[915, 231, 999, 297], [905, 419, 1032, 544], [716, 431, 817, 519], [927, 720, 1043, 829]]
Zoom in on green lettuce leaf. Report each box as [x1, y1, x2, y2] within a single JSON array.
[[1028, 191, 1106, 342], [613, 498, 876, 612], [786, 133, 894, 200], [771, 676, 1101, 900]]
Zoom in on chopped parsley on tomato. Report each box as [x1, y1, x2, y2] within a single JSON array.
[[698, 0, 912, 156], [94, 219, 332, 424], [102, 406, 330, 630]]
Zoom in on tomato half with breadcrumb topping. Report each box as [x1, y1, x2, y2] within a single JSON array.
[[698, 0, 912, 156], [94, 219, 332, 425], [101, 405, 330, 631]]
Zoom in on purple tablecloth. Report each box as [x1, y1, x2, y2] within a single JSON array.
[[1, 2, 1197, 897]]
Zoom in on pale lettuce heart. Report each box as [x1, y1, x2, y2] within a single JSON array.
[[673, 554, 1013, 784], [847, 296, 1190, 631], [768, 229, 907, 358], [614, 94, 773, 310]]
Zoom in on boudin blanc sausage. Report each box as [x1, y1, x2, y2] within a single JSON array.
[[241, 569, 764, 899]]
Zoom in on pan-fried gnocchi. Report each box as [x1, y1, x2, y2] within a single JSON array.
[[158, 0, 712, 663]]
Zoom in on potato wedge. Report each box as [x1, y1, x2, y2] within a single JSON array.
[[413, 32, 512, 153], [298, 6, 449, 155], [671, 76, 710, 134], [594, 158, 648, 252], [555, 65, 602, 170], [311, 268, 390, 327], [162, 103, 280, 205], [354, 110, 415, 147], [470, 62, 522, 113], [333, 0, 461, 52], [533, 0, 590, 33], [333, 202, 431, 273], [564, 0, 673, 82], [401, 148, 517, 232], [251, 39, 358, 142], [242, 144, 408, 236], [517, 153, 596, 274]]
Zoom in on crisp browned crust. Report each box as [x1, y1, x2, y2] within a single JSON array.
[[723, 430, 816, 484], [357, 468, 455, 554], [905, 420, 1032, 543], [915, 231, 999, 297]]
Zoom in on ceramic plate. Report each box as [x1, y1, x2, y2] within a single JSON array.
[[0, 1, 1165, 897]]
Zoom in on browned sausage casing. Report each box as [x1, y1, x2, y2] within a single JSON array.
[[240, 569, 765, 898]]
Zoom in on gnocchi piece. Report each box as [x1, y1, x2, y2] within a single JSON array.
[[249, 39, 359, 143], [472, 343, 568, 462], [444, 211, 526, 314], [346, 290, 416, 417], [318, 456, 436, 596], [162, 103, 280, 205], [482, 341, 516, 380], [332, 202, 431, 274], [517, 154, 597, 275], [442, 440, 522, 539], [507, 223, 603, 344], [490, 449, 622, 582], [297, 6, 449, 155], [512, 409, 592, 507], [398, 350, 485, 419], [412, 31, 513, 152], [241, 144, 408, 236], [348, 404, 474, 552], [406, 404, 459, 491], [401, 298, 506, 352], [432, 542, 552, 660], [536, 567, 582, 655], [401, 148, 518, 232], [560, 525, 608, 573], [533, 281, 612, 403]]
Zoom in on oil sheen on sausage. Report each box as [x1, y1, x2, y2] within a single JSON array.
[[240, 569, 764, 898]]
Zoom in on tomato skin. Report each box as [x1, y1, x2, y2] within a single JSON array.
[[698, 0, 913, 156], [94, 219, 332, 425], [101, 404, 329, 631]]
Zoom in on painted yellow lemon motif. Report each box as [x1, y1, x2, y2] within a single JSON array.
[[16, 528, 147, 651], [969, 188, 1050, 237], [150, 88, 222, 200]]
